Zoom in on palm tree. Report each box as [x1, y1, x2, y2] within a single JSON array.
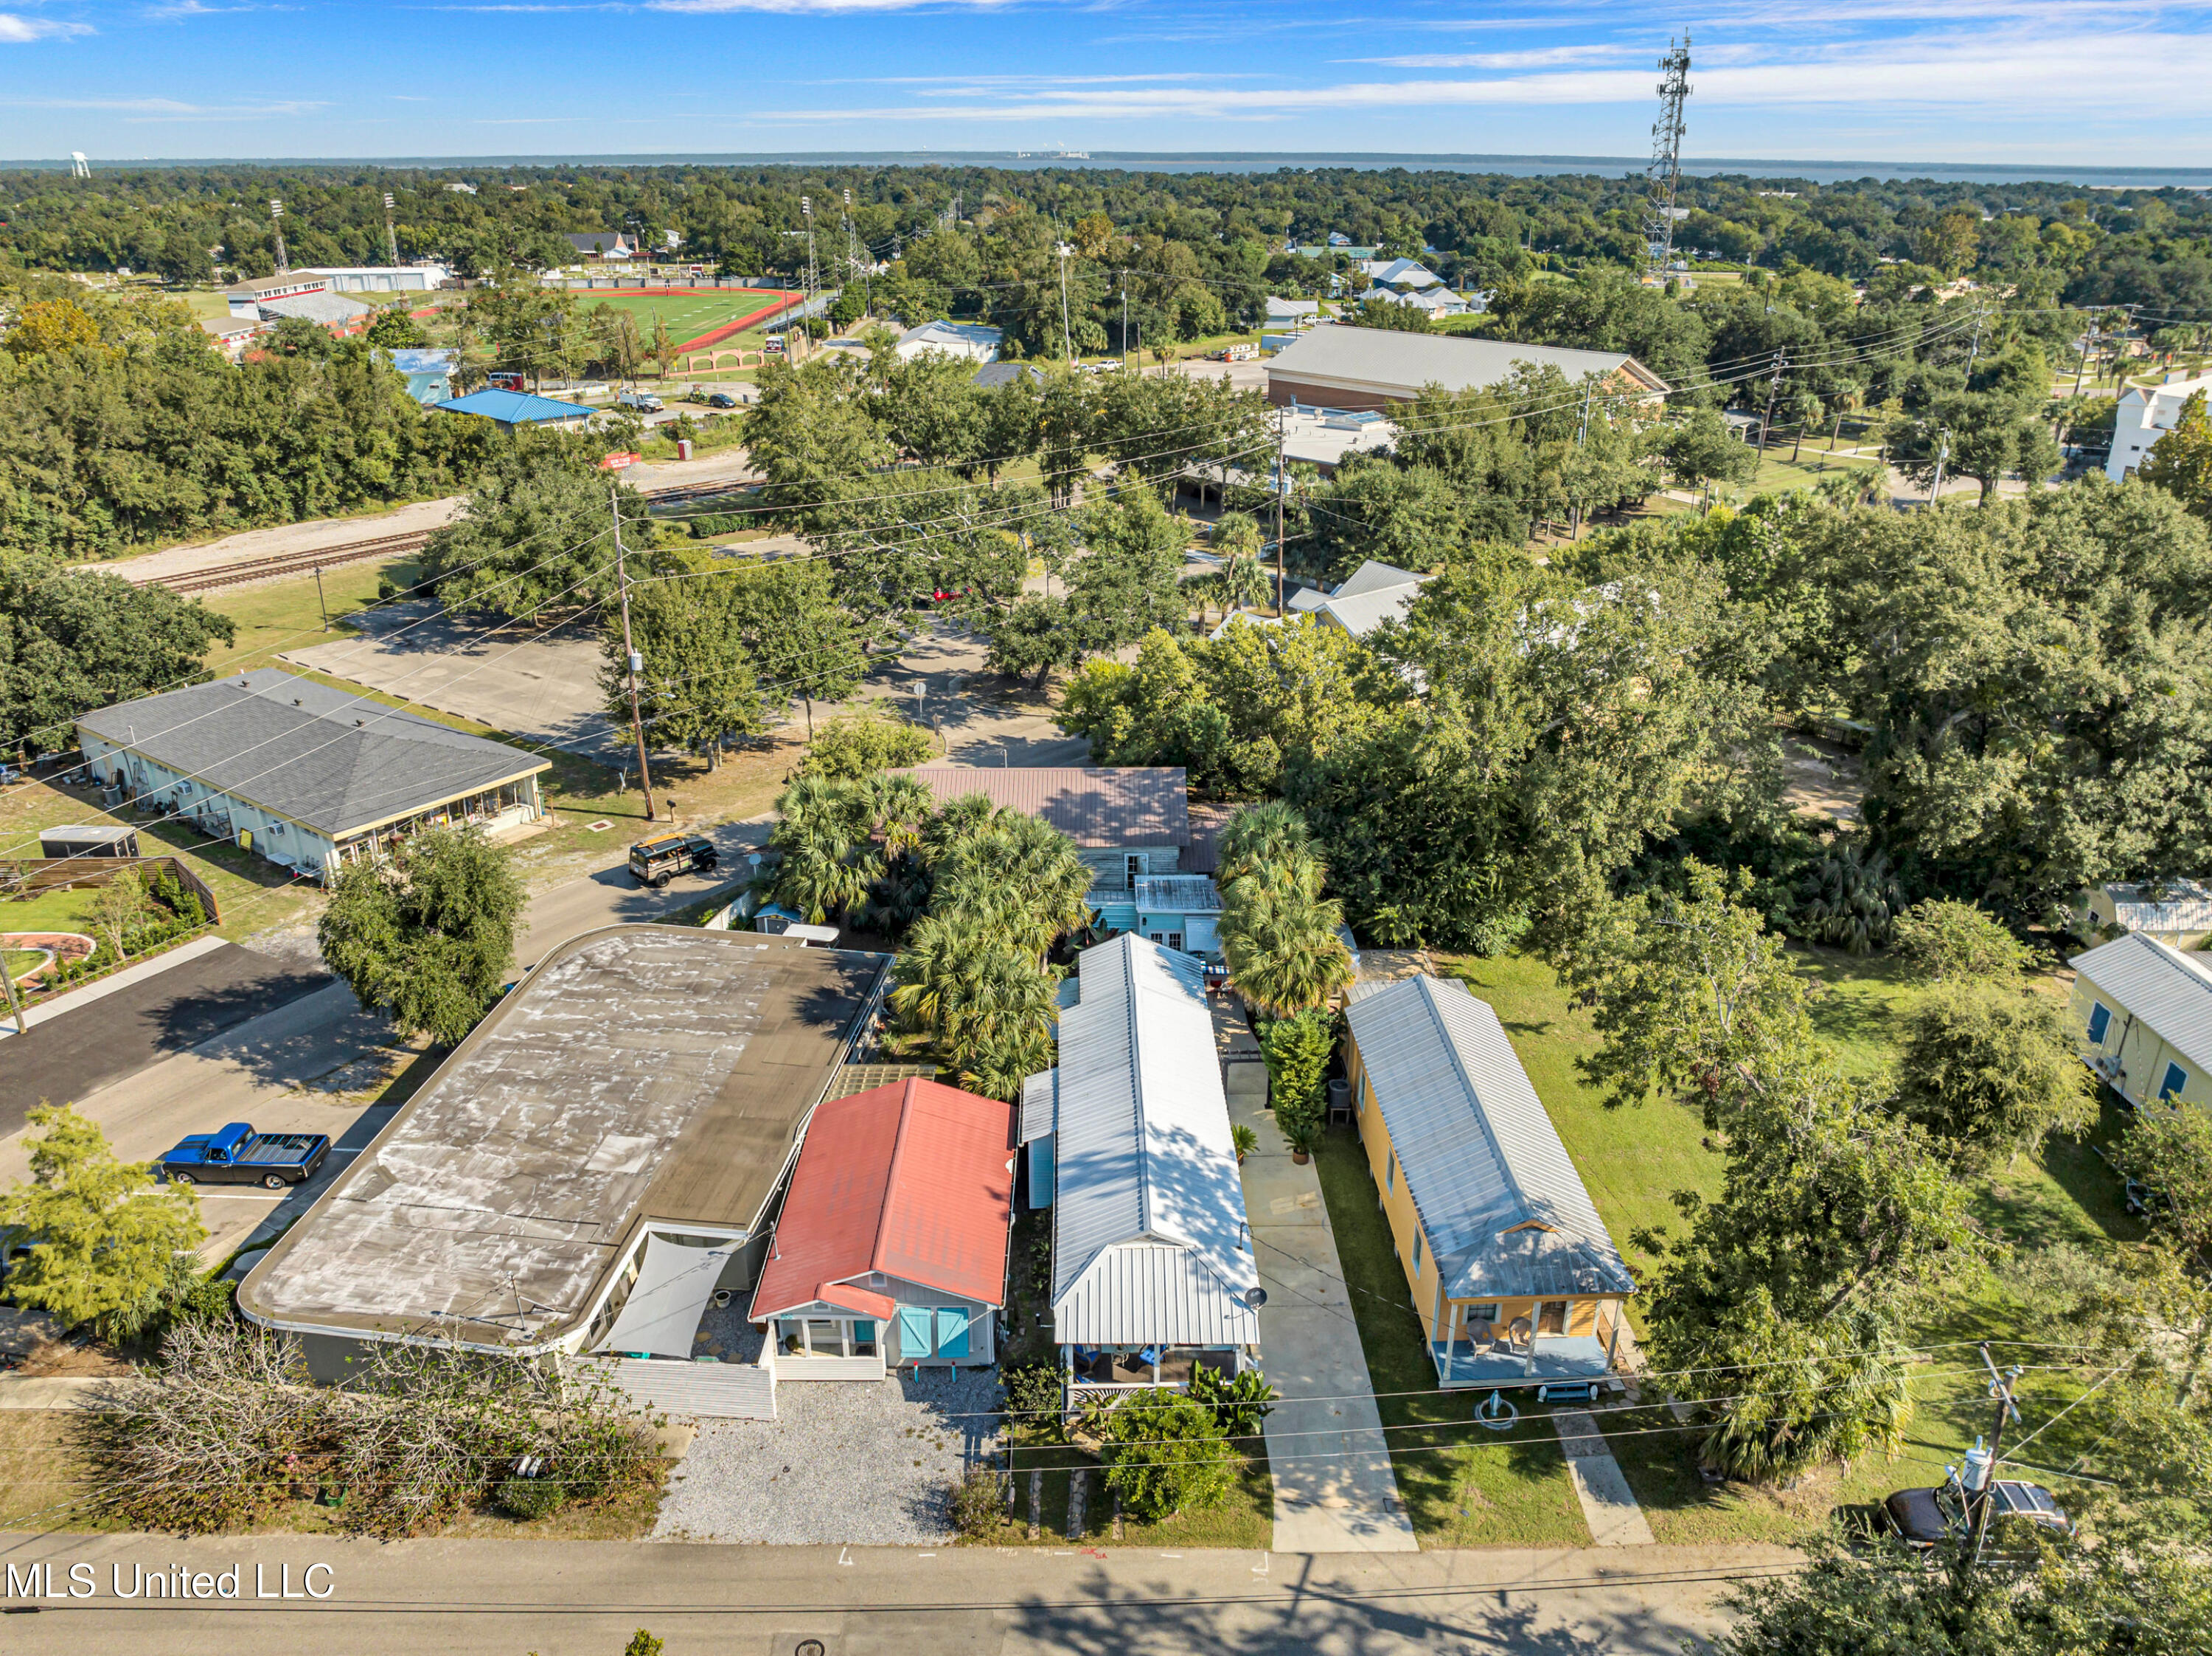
[[1215, 801, 1313, 888], [1220, 858, 1354, 1017], [1796, 838, 1904, 955], [1220, 552, 1270, 616], [933, 815, 1093, 961]]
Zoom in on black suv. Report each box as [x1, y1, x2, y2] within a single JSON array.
[[628, 834, 719, 888]]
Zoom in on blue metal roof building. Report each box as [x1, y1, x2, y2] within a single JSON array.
[[431, 387, 595, 432]]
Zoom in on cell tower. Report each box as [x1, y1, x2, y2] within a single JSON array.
[[1644, 34, 1692, 282], [69, 152, 89, 179]]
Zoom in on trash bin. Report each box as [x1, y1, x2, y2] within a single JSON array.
[[677, 438, 694, 461]]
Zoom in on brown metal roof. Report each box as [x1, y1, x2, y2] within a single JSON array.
[[1182, 803, 1237, 874], [897, 766, 1191, 848], [237, 927, 885, 1351]]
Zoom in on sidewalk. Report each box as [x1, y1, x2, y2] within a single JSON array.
[[1218, 996, 1417, 1554], [0, 933, 228, 1040]]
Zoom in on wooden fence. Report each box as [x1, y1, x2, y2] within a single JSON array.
[[0, 856, 221, 923]]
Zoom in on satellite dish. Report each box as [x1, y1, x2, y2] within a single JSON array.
[[1243, 1287, 1268, 1309]]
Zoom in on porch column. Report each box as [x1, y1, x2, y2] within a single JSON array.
[[1604, 1304, 1624, 1371]]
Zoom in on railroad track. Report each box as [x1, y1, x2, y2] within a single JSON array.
[[138, 475, 768, 596], [153, 530, 436, 594]]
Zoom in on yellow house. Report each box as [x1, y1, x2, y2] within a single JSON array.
[[2078, 880, 2212, 953], [1342, 974, 1635, 1391], [2068, 933, 2212, 1111]]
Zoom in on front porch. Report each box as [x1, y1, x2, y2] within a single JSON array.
[[1062, 1344, 1239, 1410], [1431, 1332, 1617, 1389]]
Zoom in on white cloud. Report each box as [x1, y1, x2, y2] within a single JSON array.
[[1340, 46, 1626, 69], [749, 29, 2212, 123], [0, 13, 93, 41]]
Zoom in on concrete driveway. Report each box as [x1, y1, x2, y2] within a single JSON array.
[[514, 815, 775, 970]]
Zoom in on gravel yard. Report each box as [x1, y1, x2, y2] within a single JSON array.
[[655, 1303, 1004, 1545]]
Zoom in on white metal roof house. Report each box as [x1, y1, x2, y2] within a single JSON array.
[[2081, 879, 2212, 951], [2068, 932, 2212, 1112], [2105, 372, 2212, 481], [894, 319, 1003, 364], [1023, 934, 1260, 1404], [1344, 974, 1635, 1391], [1359, 257, 1444, 289]]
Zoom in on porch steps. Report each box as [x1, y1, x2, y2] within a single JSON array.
[[607, 1357, 776, 1421]]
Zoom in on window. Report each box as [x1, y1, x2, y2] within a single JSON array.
[[1464, 1304, 1500, 1326], [2161, 1062, 2189, 1101], [2087, 1002, 2112, 1044], [805, 1318, 843, 1356], [1167, 932, 1184, 953], [1125, 854, 1144, 888], [1385, 1153, 1396, 1194], [1413, 1231, 1424, 1273]]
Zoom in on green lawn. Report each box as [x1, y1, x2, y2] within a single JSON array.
[[1309, 1129, 1591, 1548], [1432, 947, 2146, 1548], [0, 886, 102, 936], [995, 1446, 1276, 1549], [204, 556, 422, 679]]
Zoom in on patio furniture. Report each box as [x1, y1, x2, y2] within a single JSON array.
[[1507, 1315, 1533, 1354]]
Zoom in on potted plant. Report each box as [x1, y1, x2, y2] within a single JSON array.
[[1231, 1122, 1258, 1165], [1279, 1110, 1322, 1166]]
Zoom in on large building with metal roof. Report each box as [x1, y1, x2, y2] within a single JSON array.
[[76, 667, 549, 882], [2069, 932, 2212, 1111], [1021, 933, 1261, 1405], [1343, 973, 1635, 1391], [239, 927, 888, 1402], [749, 1076, 1015, 1379], [1265, 322, 1668, 414], [431, 386, 596, 432]]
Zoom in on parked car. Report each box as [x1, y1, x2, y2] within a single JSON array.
[[628, 833, 719, 889], [615, 390, 664, 414], [762, 333, 786, 355], [159, 1123, 331, 1190], [704, 392, 739, 409], [1882, 1480, 2071, 1553]]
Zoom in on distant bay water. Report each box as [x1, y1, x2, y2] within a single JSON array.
[[7, 152, 2208, 189]]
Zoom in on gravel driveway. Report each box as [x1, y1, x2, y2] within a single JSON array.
[[654, 1358, 1004, 1545]]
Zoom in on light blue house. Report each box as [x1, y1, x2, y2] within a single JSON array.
[[383, 347, 458, 405]]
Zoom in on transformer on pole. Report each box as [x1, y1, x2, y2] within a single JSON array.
[[1644, 35, 1692, 282]]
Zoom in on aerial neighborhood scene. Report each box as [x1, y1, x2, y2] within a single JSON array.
[[0, 7, 2210, 1652]]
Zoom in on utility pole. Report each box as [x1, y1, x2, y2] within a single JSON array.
[[611, 489, 657, 824], [1121, 280, 1130, 366], [1966, 1344, 2025, 1567], [1571, 381, 1596, 541], [1273, 411, 1287, 614], [0, 936, 26, 1038], [1963, 301, 1989, 384], [313, 561, 328, 632], [1056, 238, 1074, 364], [382, 191, 399, 266], [1929, 428, 1951, 504], [801, 196, 817, 321], [269, 198, 288, 276], [1759, 349, 1786, 453], [842, 188, 866, 317], [1643, 35, 1693, 282]]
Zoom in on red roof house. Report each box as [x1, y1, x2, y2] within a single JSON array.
[[751, 1077, 1015, 1373]]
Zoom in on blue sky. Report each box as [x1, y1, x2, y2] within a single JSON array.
[[1, 0, 2208, 164]]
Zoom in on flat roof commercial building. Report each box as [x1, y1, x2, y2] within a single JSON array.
[[239, 927, 888, 1385], [76, 667, 549, 882], [1265, 323, 1669, 414]]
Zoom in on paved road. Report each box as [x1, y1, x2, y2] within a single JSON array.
[[0, 978, 401, 1264], [0, 1532, 1786, 1654], [514, 816, 775, 971], [0, 942, 331, 1132]]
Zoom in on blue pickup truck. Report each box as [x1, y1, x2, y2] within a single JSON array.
[[159, 1123, 331, 1190]]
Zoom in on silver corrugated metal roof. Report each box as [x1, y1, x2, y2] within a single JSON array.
[[1020, 1068, 1057, 1146], [1048, 935, 1259, 1348], [2071, 933, 2212, 1074], [2100, 880, 2212, 936], [1265, 324, 1669, 399], [1135, 875, 1222, 914], [1345, 975, 1633, 1302]]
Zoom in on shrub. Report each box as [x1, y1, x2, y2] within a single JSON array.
[[1002, 1360, 1065, 1444], [493, 1476, 568, 1520], [794, 709, 934, 781], [1261, 1006, 1334, 1155], [948, 1464, 1008, 1540], [1099, 1391, 1236, 1521], [1186, 1365, 1279, 1437], [1892, 898, 2031, 982]]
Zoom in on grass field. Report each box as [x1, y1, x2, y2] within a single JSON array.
[[577, 288, 790, 349]]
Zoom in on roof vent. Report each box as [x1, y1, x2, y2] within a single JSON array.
[[293, 698, 302, 706], [354, 718, 365, 727]]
